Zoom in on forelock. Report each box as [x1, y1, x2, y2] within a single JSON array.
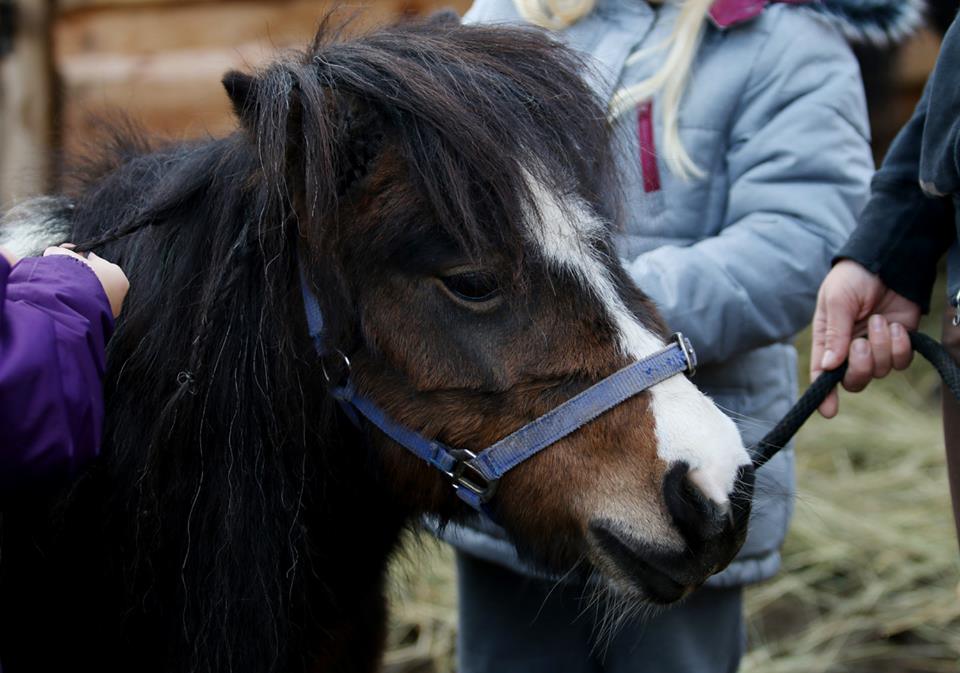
[[297, 18, 618, 265]]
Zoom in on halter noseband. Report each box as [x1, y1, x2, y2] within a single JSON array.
[[300, 275, 697, 512]]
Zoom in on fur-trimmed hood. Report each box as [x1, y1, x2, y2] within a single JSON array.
[[710, 0, 926, 46], [809, 0, 927, 45]]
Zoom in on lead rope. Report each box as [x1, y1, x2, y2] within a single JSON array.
[[752, 332, 960, 469]]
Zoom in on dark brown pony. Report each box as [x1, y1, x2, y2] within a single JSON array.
[[0, 14, 752, 673]]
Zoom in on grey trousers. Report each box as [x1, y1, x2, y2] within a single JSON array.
[[456, 553, 746, 673]]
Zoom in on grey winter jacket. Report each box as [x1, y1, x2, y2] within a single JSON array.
[[439, 0, 914, 587]]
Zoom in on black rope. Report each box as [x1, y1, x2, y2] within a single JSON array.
[[752, 332, 960, 469]]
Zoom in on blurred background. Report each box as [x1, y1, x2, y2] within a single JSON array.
[[1, 1, 959, 671]]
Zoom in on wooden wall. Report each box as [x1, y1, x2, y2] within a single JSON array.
[[0, 1, 946, 208], [55, 0, 469, 156], [0, 0, 470, 208], [0, 0, 54, 207]]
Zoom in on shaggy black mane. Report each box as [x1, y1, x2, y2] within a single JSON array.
[[0, 15, 617, 673]]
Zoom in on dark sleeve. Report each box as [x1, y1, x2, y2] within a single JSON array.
[[837, 15, 960, 313], [838, 77, 955, 313], [0, 255, 114, 495]]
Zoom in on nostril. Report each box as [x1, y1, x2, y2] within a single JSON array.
[[663, 463, 735, 548]]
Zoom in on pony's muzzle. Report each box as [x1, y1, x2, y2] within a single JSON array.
[[589, 463, 754, 604], [663, 462, 753, 553]]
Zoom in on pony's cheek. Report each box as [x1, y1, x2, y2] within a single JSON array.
[[371, 435, 455, 513], [488, 399, 670, 572], [355, 279, 511, 392]]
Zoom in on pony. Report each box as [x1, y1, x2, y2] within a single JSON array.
[[0, 14, 753, 673]]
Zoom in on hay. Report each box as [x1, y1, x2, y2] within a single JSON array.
[[385, 308, 960, 672], [741, 314, 960, 673], [386, 541, 458, 673]]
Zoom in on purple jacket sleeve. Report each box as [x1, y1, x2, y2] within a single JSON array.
[[0, 254, 115, 495]]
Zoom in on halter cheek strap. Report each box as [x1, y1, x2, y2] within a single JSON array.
[[300, 273, 697, 512]]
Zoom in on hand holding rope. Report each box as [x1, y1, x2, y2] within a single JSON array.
[[752, 332, 960, 468]]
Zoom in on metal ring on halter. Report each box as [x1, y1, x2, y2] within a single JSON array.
[[321, 350, 352, 387], [449, 449, 498, 503], [673, 332, 697, 377]]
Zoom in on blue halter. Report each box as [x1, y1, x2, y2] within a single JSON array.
[[300, 274, 697, 512]]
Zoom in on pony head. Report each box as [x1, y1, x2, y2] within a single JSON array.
[[223, 14, 753, 603]]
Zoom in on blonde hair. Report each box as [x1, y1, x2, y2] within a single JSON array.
[[515, 0, 712, 178], [514, 0, 596, 30]]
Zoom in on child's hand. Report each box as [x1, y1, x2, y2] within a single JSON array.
[[43, 246, 129, 318], [1, 246, 19, 266]]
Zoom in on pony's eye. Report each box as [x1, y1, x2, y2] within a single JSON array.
[[439, 271, 500, 303]]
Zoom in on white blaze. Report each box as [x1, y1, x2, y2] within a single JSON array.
[[523, 175, 749, 505]]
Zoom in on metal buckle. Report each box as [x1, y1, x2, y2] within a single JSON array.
[[449, 450, 498, 503], [672, 332, 697, 377], [321, 349, 352, 387]]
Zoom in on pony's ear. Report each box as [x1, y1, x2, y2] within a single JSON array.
[[221, 63, 386, 201], [423, 9, 461, 25], [222, 70, 258, 125], [330, 96, 387, 196]]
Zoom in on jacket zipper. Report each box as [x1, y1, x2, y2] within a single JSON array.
[[637, 101, 661, 193]]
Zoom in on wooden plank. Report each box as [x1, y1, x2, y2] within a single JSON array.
[[60, 0, 203, 11], [55, 0, 468, 155], [1, 0, 54, 207], [55, 0, 402, 57], [60, 43, 279, 149]]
